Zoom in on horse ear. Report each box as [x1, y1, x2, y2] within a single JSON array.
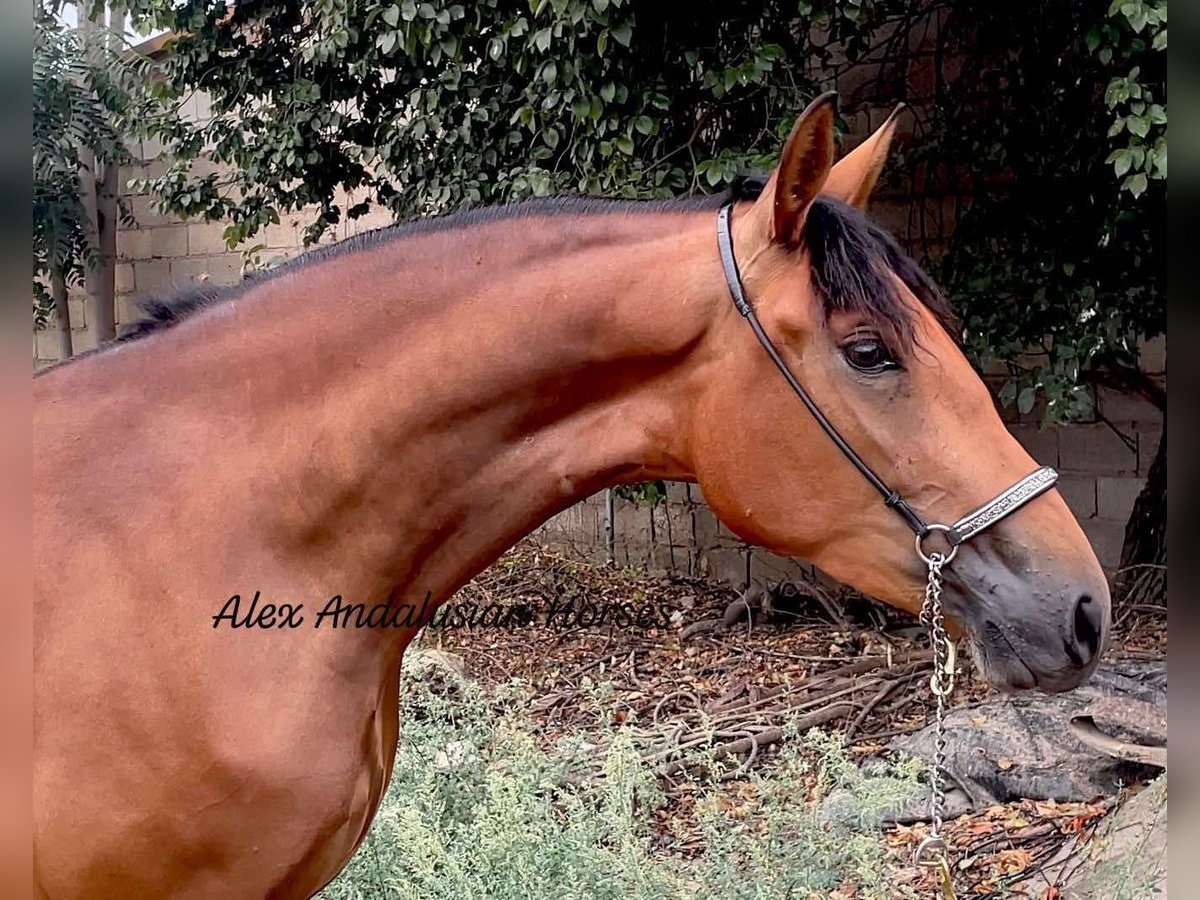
[[768, 91, 838, 247], [823, 104, 906, 209]]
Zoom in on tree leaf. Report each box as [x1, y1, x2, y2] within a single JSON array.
[[1125, 171, 1148, 197]]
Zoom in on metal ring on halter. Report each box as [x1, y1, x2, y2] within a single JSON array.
[[913, 834, 949, 867], [916, 524, 959, 566]]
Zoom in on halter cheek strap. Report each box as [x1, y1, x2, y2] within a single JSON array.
[[715, 202, 1058, 555]]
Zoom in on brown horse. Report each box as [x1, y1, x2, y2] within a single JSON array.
[[33, 95, 1109, 897]]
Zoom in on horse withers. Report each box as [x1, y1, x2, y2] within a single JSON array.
[[33, 94, 1108, 897]]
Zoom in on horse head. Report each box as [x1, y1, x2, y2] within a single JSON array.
[[691, 94, 1109, 692]]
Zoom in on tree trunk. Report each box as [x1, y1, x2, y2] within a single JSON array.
[[51, 270, 73, 360], [76, 4, 118, 344], [1114, 418, 1166, 606], [93, 158, 119, 341]]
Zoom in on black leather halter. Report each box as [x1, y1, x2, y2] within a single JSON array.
[[715, 203, 1058, 557]]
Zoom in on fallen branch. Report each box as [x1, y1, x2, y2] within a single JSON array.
[[1068, 716, 1167, 768], [654, 702, 855, 778]]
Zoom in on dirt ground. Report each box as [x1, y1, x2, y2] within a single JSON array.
[[417, 540, 1167, 898]]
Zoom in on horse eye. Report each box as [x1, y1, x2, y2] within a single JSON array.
[[842, 336, 897, 374]]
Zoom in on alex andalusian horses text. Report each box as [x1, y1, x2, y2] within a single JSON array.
[[33, 94, 1109, 897]]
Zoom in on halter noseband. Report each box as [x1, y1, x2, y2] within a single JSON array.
[[715, 202, 1058, 562]]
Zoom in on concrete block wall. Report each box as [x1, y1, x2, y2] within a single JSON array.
[[32, 91, 396, 367]]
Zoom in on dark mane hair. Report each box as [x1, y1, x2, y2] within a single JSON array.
[[803, 195, 958, 350], [46, 176, 956, 368]]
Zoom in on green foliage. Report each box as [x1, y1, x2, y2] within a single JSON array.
[[918, 0, 1166, 424], [123, 1, 898, 248], [124, 0, 1165, 425], [318, 661, 919, 900], [1094, 0, 1167, 197], [32, 7, 157, 326], [613, 481, 667, 508]]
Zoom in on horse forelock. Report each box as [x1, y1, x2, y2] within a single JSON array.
[[802, 196, 959, 355]]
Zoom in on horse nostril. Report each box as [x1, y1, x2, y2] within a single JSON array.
[[1071, 593, 1103, 665]]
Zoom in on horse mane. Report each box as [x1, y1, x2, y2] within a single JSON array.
[[41, 177, 957, 371]]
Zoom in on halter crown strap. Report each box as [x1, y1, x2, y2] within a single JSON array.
[[715, 202, 1057, 548]]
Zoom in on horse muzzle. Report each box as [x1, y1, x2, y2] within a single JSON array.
[[943, 545, 1111, 693]]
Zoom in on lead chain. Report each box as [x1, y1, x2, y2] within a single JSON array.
[[914, 552, 957, 899]]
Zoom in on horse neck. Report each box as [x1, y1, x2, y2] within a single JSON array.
[[137, 210, 725, 615]]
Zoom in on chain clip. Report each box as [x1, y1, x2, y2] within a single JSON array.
[[913, 539, 959, 900]]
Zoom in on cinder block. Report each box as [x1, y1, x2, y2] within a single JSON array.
[[750, 550, 816, 586], [71, 326, 98, 353], [837, 62, 882, 103], [907, 53, 938, 100], [116, 293, 144, 325], [1096, 387, 1163, 428], [1096, 476, 1145, 523], [34, 326, 60, 361], [134, 259, 172, 294], [871, 199, 911, 237], [178, 94, 201, 122], [906, 7, 946, 52], [188, 223, 231, 256], [613, 498, 654, 548], [1138, 427, 1163, 474], [918, 195, 957, 242], [140, 135, 165, 161], [665, 481, 690, 503], [170, 255, 242, 285], [207, 255, 244, 283], [702, 547, 751, 589], [115, 263, 135, 294], [645, 540, 685, 575], [1008, 423, 1060, 467], [194, 91, 213, 121], [1080, 518, 1126, 573], [166, 256, 208, 285], [1056, 475, 1096, 520], [842, 109, 872, 143], [1058, 424, 1137, 475], [150, 226, 189, 258], [116, 228, 152, 261], [688, 498, 723, 547], [262, 220, 301, 249], [126, 194, 171, 227], [124, 158, 170, 184], [663, 501, 694, 551], [1139, 335, 1166, 374], [67, 297, 86, 330], [347, 206, 396, 236]]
